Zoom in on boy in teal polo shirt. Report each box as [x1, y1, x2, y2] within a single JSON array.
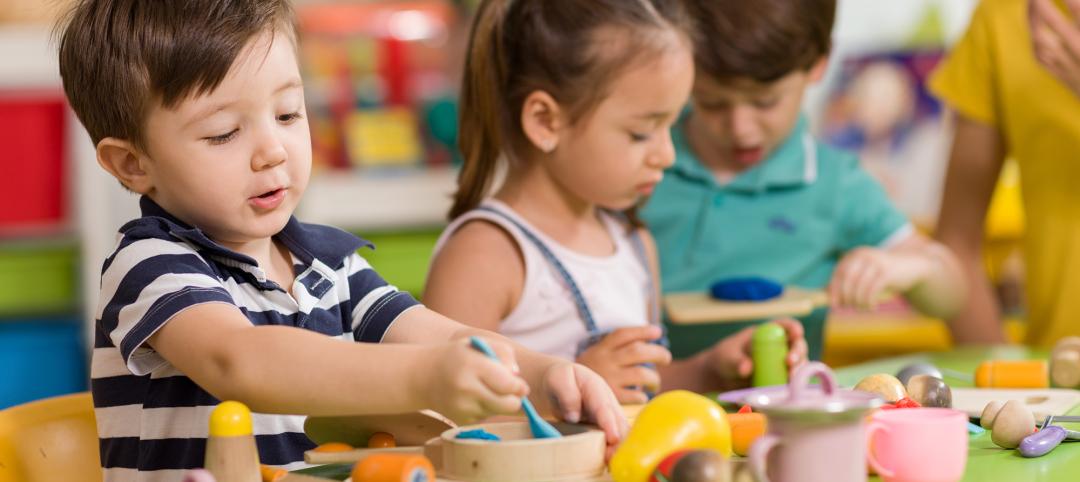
[[643, 0, 966, 362]]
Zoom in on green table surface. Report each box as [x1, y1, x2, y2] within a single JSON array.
[[298, 346, 1080, 481], [835, 345, 1079, 482]]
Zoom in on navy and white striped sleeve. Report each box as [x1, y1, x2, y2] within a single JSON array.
[[343, 252, 420, 343], [97, 236, 234, 376]]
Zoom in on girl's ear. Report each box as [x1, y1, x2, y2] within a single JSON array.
[[520, 90, 564, 154], [96, 138, 154, 194], [808, 55, 830, 83]]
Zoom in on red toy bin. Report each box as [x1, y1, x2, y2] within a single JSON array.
[[0, 91, 67, 234]]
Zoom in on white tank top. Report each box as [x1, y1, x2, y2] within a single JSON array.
[[432, 199, 654, 360]]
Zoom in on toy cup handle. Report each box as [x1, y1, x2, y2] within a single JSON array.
[[789, 361, 838, 400], [748, 434, 779, 482], [865, 420, 895, 478]]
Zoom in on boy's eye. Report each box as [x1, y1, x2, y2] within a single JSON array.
[[204, 129, 238, 145], [278, 112, 303, 123], [752, 98, 779, 109], [629, 131, 651, 142]]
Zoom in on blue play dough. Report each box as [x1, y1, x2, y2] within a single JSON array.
[[710, 277, 784, 301], [455, 429, 502, 441]]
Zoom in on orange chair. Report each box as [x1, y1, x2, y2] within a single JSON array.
[[0, 392, 101, 482]]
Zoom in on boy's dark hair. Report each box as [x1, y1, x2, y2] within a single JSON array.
[[684, 0, 836, 83], [56, 0, 296, 150]]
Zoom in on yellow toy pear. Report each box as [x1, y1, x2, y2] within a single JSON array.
[[609, 390, 732, 482]]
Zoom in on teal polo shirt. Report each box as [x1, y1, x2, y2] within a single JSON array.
[[642, 115, 911, 362]]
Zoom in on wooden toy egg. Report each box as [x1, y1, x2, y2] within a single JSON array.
[[650, 450, 731, 482], [980, 400, 1004, 430], [1051, 337, 1080, 388], [989, 400, 1035, 449], [896, 362, 944, 386], [854, 374, 907, 403], [906, 374, 952, 408]]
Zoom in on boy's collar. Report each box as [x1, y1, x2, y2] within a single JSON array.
[[673, 114, 818, 193], [138, 196, 371, 268]]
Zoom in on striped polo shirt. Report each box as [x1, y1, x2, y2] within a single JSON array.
[[92, 196, 420, 482]]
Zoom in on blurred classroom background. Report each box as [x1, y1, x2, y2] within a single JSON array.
[[0, 0, 1022, 409]]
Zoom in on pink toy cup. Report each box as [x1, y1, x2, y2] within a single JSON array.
[[747, 362, 882, 482], [866, 408, 968, 482]]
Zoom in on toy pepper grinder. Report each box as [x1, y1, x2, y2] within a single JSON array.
[[204, 401, 260, 482], [752, 322, 788, 387]]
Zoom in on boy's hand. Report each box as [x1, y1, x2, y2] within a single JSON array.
[[542, 362, 629, 461], [418, 337, 529, 424], [702, 318, 807, 390], [829, 247, 930, 310], [574, 326, 672, 404]]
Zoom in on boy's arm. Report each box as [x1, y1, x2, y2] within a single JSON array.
[[883, 233, 967, 319], [934, 114, 1008, 343], [149, 302, 527, 420]]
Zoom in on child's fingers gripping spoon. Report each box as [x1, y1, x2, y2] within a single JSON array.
[[468, 336, 562, 439]]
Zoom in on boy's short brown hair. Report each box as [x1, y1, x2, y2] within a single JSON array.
[[56, 0, 296, 149], [683, 0, 836, 83]]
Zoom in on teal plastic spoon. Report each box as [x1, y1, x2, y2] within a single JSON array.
[[468, 336, 562, 439]]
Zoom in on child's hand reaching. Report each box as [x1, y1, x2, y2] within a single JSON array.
[[701, 318, 807, 391], [542, 361, 629, 460], [574, 325, 673, 404], [417, 337, 530, 424], [828, 247, 931, 310]]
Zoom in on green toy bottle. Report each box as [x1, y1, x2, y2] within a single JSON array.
[[752, 322, 788, 387]]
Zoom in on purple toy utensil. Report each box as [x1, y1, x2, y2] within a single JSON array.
[[1020, 426, 1067, 458]]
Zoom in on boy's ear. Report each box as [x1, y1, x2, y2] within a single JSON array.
[[808, 55, 830, 83], [520, 90, 563, 154], [96, 138, 154, 194]]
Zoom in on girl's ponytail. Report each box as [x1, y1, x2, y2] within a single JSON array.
[[449, 0, 510, 220]]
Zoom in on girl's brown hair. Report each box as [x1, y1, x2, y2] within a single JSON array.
[[450, 0, 690, 220]]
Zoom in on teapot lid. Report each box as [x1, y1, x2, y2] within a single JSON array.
[[745, 362, 882, 422]]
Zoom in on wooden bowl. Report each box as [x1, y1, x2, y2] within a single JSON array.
[[438, 422, 605, 482]]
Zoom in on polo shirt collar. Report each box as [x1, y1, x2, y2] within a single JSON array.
[[671, 113, 819, 193], [137, 196, 370, 270]]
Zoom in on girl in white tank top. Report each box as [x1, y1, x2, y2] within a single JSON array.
[[423, 0, 806, 403], [433, 199, 660, 361]]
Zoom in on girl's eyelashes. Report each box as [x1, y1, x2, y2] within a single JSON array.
[[204, 128, 238, 145]]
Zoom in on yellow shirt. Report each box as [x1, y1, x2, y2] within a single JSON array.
[[930, 0, 1080, 346]]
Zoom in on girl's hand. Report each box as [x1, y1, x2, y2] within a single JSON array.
[[417, 337, 529, 424], [828, 247, 930, 310], [574, 326, 672, 404], [542, 362, 629, 461], [702, 318, 807, 390]]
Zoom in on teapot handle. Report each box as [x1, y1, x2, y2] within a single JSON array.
[[788, 361, 837, 400]]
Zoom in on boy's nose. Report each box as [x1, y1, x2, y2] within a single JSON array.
[[728, 105, 760, 143], [251, 134, 287, 170]]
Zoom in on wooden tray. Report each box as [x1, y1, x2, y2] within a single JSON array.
[[952, 387, 1080, 420], [665, 287, 828, 324]]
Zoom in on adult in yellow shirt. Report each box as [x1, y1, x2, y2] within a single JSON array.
[[931, 0, 1080, 346]]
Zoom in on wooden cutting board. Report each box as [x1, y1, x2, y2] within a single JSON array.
[[304, 410, 456, 447], [952, 387, 1080, 420], [665, 287, 828, 324]]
